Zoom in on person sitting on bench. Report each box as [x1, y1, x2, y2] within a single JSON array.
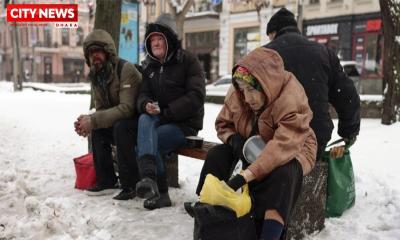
[[74, 29, 142, 200], [135, 13, 206, 210], [196, 48, 317, 240]]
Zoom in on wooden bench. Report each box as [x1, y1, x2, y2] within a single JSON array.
[[167, 140, 327, 240]]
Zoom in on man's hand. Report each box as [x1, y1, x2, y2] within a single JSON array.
[[74, 120, 82, 136], [75, 115, 92, 137], [329, 137, 356, 158], [330, 145, 345, 158], [145, 102, 160, 115]]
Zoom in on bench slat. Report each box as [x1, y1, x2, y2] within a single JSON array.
[[175, 141, 220, 160]]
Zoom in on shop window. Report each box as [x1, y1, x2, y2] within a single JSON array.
[[43, 27, 52, 48], [363, 34, 382, 76], [353, 33, 383, 78], [19, 28, 28, 47], [62, 29, 69, 46], [185, 31, 219, 50], [63, 58, 85, 83], [327, 36, 339, 56], [233, 27, 260, 66], [76, 27, 84, 46]]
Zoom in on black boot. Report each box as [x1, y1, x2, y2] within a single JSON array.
[[136, 154, 159, 198], [144, 192, 172, 210], [137, 154, 157, 179], [136, 177, 159, 199], [113, 188, 136, 200]]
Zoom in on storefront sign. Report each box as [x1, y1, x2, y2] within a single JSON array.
[[306, 23, 338, 36], [366, 19, 381, 32]]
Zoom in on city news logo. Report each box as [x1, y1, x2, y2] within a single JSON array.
[[6, 4, 78, 28]]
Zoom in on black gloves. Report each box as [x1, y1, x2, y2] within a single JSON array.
[[228, 133, 246, 161], [344, 136, 357, 147], [227, 174, 246, 191]]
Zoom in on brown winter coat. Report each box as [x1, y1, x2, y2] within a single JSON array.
[[216, 48, 317, 180], [83, 29, 142, 129]]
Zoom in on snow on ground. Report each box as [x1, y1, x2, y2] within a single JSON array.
[[0, 81, 399, 240]]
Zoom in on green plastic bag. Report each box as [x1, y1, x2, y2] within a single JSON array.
[[323, 139, 355, 218]]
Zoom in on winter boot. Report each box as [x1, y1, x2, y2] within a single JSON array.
[[137, 154, 157, 180], [143, 192, 172, 210], [136, 154, 159, 198], [113, 188, 136, 200], [136, 177, 159, 199]]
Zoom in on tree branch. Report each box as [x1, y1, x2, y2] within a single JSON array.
[[181, 0, 195, 16]]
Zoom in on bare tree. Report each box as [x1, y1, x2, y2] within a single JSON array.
[[379, 0, 400, 124], [167, 0, 195, 39], [247, 0, 270, 21]]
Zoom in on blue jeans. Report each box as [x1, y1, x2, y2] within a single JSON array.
[[137, 114, 186, 175]]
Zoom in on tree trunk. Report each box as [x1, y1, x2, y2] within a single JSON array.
[[94, 0, 122, 54], [168, 0, 195, 40], [379, 0, 400, 124]]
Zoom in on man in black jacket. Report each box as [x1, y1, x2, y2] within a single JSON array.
[[135, 13, 205, 209], [264, 8, 360, 160]]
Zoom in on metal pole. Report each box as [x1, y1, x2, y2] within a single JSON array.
[[12, 23, 22, 91], [11, 0, 23, 91]]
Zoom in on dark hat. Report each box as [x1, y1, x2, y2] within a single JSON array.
[[266, 8, 297, 34], [87, 43, 105, 52]]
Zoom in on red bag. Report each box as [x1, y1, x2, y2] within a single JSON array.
[[73, 153, 96, 190]]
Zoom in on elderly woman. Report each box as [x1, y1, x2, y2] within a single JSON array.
[[196, 48, 317, 240]]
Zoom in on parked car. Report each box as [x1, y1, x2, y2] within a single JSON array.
[[206, 75, 232, 96], [341, 61, 361, 93], [205, 62, 361, 97]]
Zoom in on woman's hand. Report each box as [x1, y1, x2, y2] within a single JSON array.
[[227, 169, 255, 191]]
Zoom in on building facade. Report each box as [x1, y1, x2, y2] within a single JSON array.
[[218, 0, 298, 77], [1, 0, 383, 92], [184, 1, 220, 82], [302, 0, 382, 94], [0, 0, 94, 83]]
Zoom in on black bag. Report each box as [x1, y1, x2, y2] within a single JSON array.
[[184, 202, 257, 240]]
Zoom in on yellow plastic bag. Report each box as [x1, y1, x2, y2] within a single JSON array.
[[199, 174, 251, 218]]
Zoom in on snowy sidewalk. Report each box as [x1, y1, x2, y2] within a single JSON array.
[[23, 82, 90, 94], [0, 82, 399, 240]]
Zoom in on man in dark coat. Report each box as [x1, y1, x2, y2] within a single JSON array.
[[135, 13, 205, 209], [264, 8, 360, 160], [74, 29, 142, 200]]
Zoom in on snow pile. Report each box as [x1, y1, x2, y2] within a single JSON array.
[[0, 81, 400, 239]]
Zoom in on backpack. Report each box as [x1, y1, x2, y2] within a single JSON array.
[[117, 58, 127, 80], [184, 202, 257, 240]]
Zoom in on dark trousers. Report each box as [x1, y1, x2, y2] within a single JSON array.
[[196, 144, 303, 226], [91, 118, 139, 189], [317, 141, 328, 161]]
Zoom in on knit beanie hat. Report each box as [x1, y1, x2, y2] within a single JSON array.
[[266, 8, 297, 34], [233, 66, 262, 91]]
